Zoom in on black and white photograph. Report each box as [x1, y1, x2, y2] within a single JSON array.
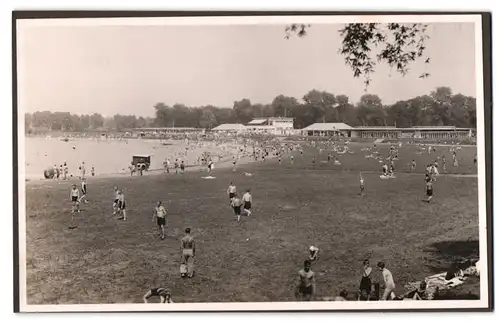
[[13, 12, 492, 312]]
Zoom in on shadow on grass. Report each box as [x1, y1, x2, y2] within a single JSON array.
[[423, 239, 480, 300], [424, 239, 480, 272]]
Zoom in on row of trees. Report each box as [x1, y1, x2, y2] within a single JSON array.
[[25, 112, 155, 132], [25, 87, 476, 133], [153, 86, 476, 129]]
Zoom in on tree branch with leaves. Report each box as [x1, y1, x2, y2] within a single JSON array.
[[285, 23, 431, 86]]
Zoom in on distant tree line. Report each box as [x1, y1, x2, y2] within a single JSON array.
[[25, 86, 476, 133]]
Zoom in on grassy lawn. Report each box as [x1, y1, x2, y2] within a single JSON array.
[[24, 142, 479, 304]]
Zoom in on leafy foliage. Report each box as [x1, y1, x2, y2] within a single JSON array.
[[26, 87, 476, 134], [285, 23, 431, 86]]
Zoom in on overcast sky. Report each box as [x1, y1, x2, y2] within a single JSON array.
[[17, 21, 476, 117]]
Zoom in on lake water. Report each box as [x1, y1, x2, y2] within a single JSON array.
[[23, 137, 235, 180]]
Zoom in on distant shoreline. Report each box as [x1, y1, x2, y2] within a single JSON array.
[[24, 148, 262, 187]]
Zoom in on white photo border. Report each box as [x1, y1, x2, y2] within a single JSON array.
[[14, 12, 491, 312]]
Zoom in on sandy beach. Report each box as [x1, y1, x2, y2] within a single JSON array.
[[24, 137, 268, 185]]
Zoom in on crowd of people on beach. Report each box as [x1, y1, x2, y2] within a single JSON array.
[[58, 133, 479, 303]]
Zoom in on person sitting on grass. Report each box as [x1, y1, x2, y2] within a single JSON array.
[[335, 289, 348, 301], [143, 288, 173, 303], [406, 281, 428, 300], [308, 246, 319, 261]]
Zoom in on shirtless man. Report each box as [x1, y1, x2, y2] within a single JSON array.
[[296, 260, 316, 301], [180, 228, 196, 278], [227, 182, 237, 204], [152, 201, 167, 240], [242, 189, 252, 216], [377, 261, 396, 300]]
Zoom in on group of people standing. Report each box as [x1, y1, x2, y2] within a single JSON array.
[[227, 182, 252, 222], [295, 254, 402, 302]]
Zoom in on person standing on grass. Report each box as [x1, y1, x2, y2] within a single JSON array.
[[453, 151, 458, 167], [174, 159, 179, 174], [474, 153, 477, 166], [411, 159, 416, 171], [63, 162, 68, 180], [231, 194, 243, 222], [382, 163, 388, 176], [359, 173, 365, 196], [359, 259, 372, 299], [290, 155, 295, 165], [81, 162, 86, 179], [296, 260, 316, 301], [129, 162, 135, 177], [425, 180, 433, 203], [180, 228, 195, 278], [166, 158, 171, 173], [232, 157, 237, 172], [180, 160, 185, 174], [377, 261, 396, 300], [442, 156, 447, 173], [79, 178, 89, 204], [112, 186, 120, 215], [227, 182, 237, 204], [242, 189, 252, 216], [70, 184, 80, 213], [152, 201, 167, 240], [143, 288, 173, 303], [117, 190, 127, 220]]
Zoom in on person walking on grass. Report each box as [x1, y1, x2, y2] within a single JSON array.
[[152, 201, 167, 240], [117, 190, 127, 220], [231, 194, 243, 222], [377, 261, 396, 300], [112, 186, 120, 215], [143, 288, 174, 303], [227, 182, 237, 204], [425, 180, 433, 203], [180, 228, 195, 278], [242, 189, 252, 216], [79, 178, 89, 204]]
